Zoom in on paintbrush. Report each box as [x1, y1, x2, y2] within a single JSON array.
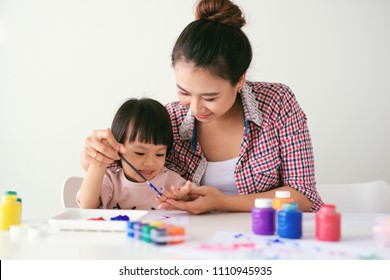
[[119, 154, 162, 196]]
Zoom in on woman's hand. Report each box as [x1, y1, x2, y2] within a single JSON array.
[[158, 185, 227, 214], [81, 128, 126, 171]]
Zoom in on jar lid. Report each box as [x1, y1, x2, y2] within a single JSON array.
[[319, 204, 336, 213], [5, 191, 17, 196], [275, 190, 291, 198], [282, 202, 298, 211], [254, 198, 273, 208], [10, 224, 28, 237]]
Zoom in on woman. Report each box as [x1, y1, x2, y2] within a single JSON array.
[[81, 0, 323, 214]]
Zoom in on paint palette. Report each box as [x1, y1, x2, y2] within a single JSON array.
[[127, 220, 186, 245], [48, 209, 147, 231]]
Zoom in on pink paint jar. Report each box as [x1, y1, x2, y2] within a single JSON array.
[[315, 204, 341, 241], [373, 216, 390, 248]]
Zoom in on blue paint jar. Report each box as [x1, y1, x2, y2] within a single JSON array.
[[277, 202, 302, 239], [127, 221, 136, 237]]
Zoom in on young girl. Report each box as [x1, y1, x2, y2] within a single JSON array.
[[77, 98, 192, 210]]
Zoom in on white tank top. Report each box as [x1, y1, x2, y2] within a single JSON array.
[[200, 157, 239, 195]]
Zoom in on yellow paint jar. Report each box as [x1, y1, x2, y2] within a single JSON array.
[[0, 191, 22, 230]]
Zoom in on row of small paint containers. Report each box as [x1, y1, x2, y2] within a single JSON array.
[[252, 190, 340, 241], [0, 191, 22, 231], [127, 221, 185, 245]]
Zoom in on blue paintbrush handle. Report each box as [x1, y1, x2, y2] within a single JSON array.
[[119, 154, 162, 196]]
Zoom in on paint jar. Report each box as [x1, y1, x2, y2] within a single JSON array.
[[141, 224, 154, 243], [0, 191, 22, 230], [252, 198, 275, 235], [277, 202, 302, 239], [17, 197, 22, 217], [315, 204, 341, 241], [167, 225, 185, 244], [272, 190, 294, 211], [128, 221, 186, 245], [151, 227, 168, 245], [127, 221, 135, 237], [373, 216, 390, 248], [127, 221, 142, 239]]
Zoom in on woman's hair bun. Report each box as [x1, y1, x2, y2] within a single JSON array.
[[195, 0, 246, 29]]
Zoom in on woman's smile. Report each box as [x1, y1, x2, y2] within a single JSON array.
[[195, 113, 212, 120]]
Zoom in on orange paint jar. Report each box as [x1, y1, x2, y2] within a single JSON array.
[[272, 190, 294, 211]]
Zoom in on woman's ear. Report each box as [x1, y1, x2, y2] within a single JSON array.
[[236, 72, 247, 92]]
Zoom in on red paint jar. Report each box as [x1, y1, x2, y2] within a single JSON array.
[[315, 204, 341, 241]]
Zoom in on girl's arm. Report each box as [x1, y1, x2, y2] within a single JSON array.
[[79, 132, 124, 208], [78, 164, 106, 208]]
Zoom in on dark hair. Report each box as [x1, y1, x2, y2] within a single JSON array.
[[171, 0, 252, 86], [111, 98, 173, 167]]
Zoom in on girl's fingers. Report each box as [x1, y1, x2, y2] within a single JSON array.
[[170, 185, 181, 196], [183, 181, 192, 194], [160, 188, 173, 199], [155, 195, 167, 203]]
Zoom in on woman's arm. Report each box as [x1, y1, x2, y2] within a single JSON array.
[[162, 185, 312, 214], [80, 129, 126, 171], [220, 186, 312, 212]]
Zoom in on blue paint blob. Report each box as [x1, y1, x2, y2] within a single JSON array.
[[110, 215, 130, 221]]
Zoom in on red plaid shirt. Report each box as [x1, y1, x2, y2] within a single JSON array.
[[165, 81, 323, 212]]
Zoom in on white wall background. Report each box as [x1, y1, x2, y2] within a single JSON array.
[[1, 0, 389, 219]]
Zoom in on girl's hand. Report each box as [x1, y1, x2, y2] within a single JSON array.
[[165, 181, 193, 200], [155, 181, 195, 208], [170, 180, 192, 200], [81, 128, 126, 170], [158, 185, 226, 214]]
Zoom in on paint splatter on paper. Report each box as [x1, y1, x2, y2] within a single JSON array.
[[141, 210, 189, 225], [87, 216, 105, 221], [160, 231, 390, 260]]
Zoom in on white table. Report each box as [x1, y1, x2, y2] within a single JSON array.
[[1, 211, 389, 260]]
